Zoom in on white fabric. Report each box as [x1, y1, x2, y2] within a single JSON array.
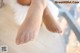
[[0, 0, 66, 53], [4, 0, 59, 25]]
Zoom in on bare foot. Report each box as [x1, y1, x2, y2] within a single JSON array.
[[43, 7, 62, 33], [16, 0, 47, 45], [17, 0, 62, 33]]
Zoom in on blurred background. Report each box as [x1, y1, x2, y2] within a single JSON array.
[[51, 0, 80, 53]]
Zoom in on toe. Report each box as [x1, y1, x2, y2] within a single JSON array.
[[20, 33, 25, 44], [29, 33, 34, 41], [24, 33, 29, 43], [16, 35, 21, 45]]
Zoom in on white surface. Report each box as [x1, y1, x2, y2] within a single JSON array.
[[4, 0, 59, 25], [0, 0, 66, 53]]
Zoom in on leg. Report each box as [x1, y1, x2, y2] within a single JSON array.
[[17, 0, 62, 33], [16, 0, 47, 45]]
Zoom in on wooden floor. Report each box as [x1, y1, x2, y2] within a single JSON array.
[[0, 3, 65, 53]]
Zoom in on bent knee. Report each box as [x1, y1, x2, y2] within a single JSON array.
[[17, 0, 31, 5]]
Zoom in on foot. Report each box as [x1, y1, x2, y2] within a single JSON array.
[[16, 0, 47, 45], [16, 19, 40, 45], [43, 7, 62, 33], [17, 0, 62, 33]]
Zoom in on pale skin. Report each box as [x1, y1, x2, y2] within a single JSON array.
[[16, 0, 47, 45], [16, 0, 62, 45], [43, 7, 62, 33], [17, 0, 62, 33]]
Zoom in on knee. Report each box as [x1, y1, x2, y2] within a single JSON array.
[[17, 0, 31, 5]]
